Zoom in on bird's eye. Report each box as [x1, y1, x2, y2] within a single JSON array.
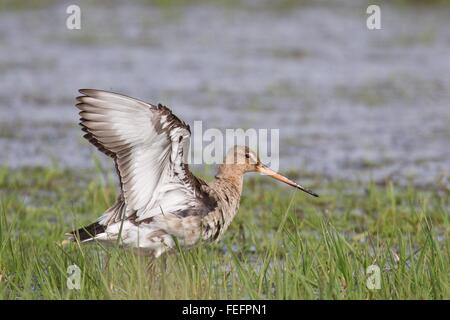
[[245, 153, 250, 159]]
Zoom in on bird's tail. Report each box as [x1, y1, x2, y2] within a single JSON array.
[[66, 221, 106, 242]]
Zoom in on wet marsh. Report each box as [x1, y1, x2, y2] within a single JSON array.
[[0, 0, 449, 299]]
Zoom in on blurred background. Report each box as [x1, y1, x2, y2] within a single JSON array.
[[0, 0, 449, 185]]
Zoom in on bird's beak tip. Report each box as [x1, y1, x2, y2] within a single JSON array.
[[257, 165, 319, 198], [294, 184, 319, 198]]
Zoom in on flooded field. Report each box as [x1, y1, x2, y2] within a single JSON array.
[[0, 0, 449, 185]]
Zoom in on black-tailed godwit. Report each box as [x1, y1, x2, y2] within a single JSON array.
[[68, 89, 318, 257]]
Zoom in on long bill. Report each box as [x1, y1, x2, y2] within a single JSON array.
[[256, 164, 319, 197]]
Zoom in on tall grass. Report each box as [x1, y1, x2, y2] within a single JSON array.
[[0, 166, 448, 299]]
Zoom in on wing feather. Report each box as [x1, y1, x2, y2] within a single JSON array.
[[76, 89, 216, 219]]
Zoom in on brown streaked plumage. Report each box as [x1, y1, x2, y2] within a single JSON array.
[[68, 89, 318, 257]]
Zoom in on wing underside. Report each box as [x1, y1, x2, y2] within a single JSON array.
[[76, 89, 216, 224]]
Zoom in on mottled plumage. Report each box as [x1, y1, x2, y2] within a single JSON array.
[[68, 89, 318, 257]]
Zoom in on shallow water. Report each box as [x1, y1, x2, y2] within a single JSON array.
[[0, 1, 449, 185]]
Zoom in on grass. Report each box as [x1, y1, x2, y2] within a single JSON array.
[[0, 165, 448, 299], [0, 0, 58, 11]]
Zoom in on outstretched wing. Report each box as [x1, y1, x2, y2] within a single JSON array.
[[76, 89, 215, 222]]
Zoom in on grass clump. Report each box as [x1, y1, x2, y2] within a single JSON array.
[[0, 166, 448, 299]]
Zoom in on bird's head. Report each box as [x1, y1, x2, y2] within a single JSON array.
[[223, 145, 318, 197]]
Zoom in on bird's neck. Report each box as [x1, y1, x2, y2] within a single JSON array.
[[215, 165, 244, 189], [213, 164, 245, 205], [203, 165, 244, 241]]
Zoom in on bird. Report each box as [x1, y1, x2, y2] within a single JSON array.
[[68, 89, 318, 257]]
